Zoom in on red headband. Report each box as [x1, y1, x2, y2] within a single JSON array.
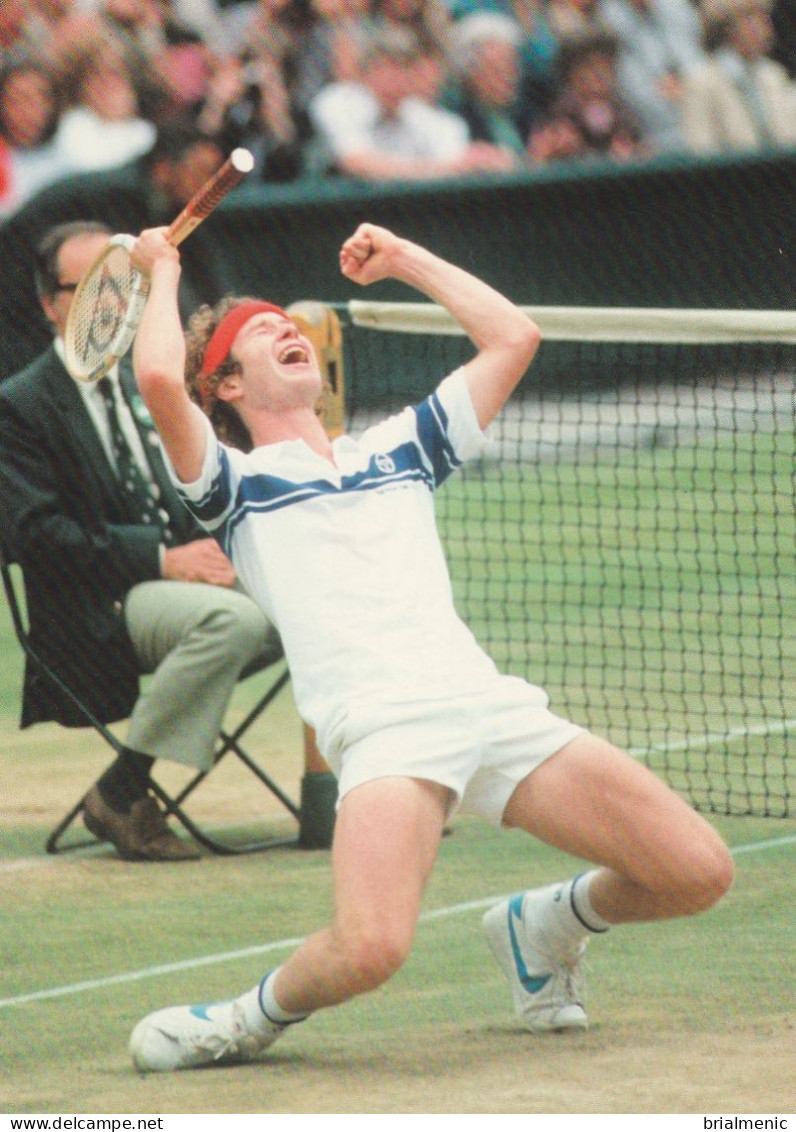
[[199, 301, 289, 380]]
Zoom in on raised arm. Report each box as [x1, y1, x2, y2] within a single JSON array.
[[339, 223, 540, 427], [130, 229, 208, 484]]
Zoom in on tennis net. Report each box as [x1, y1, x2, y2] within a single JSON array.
[[336, 302, 795, 819]]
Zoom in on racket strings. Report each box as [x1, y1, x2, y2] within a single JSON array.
[[68, 246, 137, 376]]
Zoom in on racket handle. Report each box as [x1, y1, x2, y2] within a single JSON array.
[[166, 148, 254, 247]]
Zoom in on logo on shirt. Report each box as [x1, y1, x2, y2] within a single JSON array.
[[375, 453, 396, 475]]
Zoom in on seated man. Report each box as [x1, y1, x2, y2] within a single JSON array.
[[528, 30, 649, 162], [446, 13, 531, 163], [0, 220, 279, 862], [597, 0, 706, 151], [680, 0, 796, 154], [309, 24, 516, 181]]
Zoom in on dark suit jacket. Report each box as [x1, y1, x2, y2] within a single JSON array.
[[0, 346, 203, 727]]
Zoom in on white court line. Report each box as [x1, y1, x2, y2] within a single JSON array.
[[627, 718, 794, 757], [1, 832, 794, 1011], [730, 834, 796, 855]]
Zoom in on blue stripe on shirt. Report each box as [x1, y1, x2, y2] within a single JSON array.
[[181, 388, 462, 545], [224, 446, 433, 540], [414, 392, 461, 487]]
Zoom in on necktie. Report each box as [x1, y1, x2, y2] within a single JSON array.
[[98, 376, 174, 544]]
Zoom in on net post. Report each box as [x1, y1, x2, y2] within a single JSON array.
[[287, 301, 344, 848]]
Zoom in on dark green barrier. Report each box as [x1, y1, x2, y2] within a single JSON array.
[[192, 147, 796, 312], [0, 148, 793, 382]]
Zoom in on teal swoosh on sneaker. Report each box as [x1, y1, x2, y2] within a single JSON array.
[[507, 894, 552, 995], [189, 1004, 217, 1020]]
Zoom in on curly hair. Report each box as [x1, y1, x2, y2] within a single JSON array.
[[185, 295, 331, 451], [184, 295, 258, 452]]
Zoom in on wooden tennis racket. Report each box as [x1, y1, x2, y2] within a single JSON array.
[[64, 148, 254, 383]]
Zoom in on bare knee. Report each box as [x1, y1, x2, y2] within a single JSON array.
[[665, 833, 735, 916], [591, 825, 734, 923], [334, 923, 413, 995]]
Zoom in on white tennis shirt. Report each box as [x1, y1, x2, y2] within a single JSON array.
[[174, 369, 501, 756]]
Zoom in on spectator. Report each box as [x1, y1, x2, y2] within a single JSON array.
[[53, 44, 157, 173], [528, 29, 648, 161], [371, 0, 457, 104], [598, 0, 706, 150], [309, 24, 516, 179], [99, 0, 173, 71], [148, 5, 217, 124], [221, 0, 316, 72], [447, 0, 561, 119], [20, 2, 196, 127], [0, 60, 70, 218], [87, 0, 206, 125], [680, 0, 796, 152], [446, 12, 531, 161], [21, 1, 99, 81], [210, 0, 320, 171], [291, 0, 375, 114], [138, 121, 228, 226], [196, 51, 309, 181]]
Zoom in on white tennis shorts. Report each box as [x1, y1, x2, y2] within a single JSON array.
[[331, 674, 584, 825]]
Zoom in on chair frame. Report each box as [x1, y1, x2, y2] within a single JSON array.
[[1, 546, 301, 856]]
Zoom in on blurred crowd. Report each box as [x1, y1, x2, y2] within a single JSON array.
[[1, 0, 794, 217]]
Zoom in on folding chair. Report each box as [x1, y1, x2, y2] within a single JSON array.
[[1, 543, 304, 856]]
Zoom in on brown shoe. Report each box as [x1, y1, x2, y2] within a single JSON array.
[[83, 785, 200, 861]]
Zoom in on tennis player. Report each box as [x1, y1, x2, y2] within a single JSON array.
[[127, 222, 734, 1072]]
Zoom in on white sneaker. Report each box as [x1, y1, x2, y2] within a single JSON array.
[[483, 887, 589, 1033], [130, 998, 286, 1072]]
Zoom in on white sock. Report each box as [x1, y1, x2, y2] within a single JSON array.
[[531, 872, 610, 951], [256, 968, 309, 1027], [233, 969, 306, 1034], [569, 871, 611, 934], [234, 984, 278, 1035]]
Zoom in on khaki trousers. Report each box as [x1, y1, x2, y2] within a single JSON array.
[[123, 580, 278, 772]]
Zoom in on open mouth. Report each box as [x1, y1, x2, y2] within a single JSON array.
[[278, 344, 309, 365]]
